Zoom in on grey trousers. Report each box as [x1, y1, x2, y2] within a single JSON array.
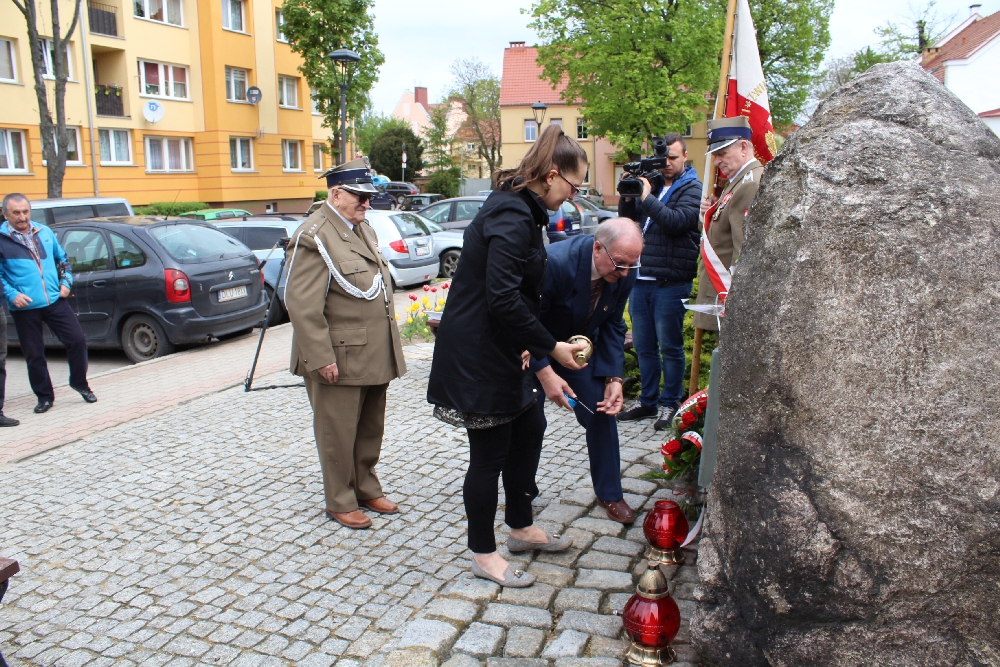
[[0, 309, 7, 413]]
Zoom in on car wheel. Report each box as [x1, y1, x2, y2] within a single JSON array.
[[263, 285, 286, 327], [121, 314, 175, 363], [439, 250, 461, 278]]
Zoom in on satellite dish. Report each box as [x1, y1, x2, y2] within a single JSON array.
[[247, 86, 263, 105], [142, 100, 165, 123]]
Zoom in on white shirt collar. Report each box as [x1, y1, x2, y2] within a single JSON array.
[[326, 199, 355, 230]]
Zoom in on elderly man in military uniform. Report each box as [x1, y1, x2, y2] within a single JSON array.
[[285, 157, 407, 529], [695, 116, 764, 331]]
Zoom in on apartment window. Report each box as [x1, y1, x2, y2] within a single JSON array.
[[576, 119, 588, 140], [139, 60, 188, 99], [310, 86, 320, 115], [146, 136, 194, 172], [226, 66, 248, 102], [281, 139, 301, 171], [0, 129, 28, 172], [275, 9, 287, 42], [278, 76, 298, 108], [41, 128, 82, 165], [99, 129, 132, 164], [134, 0, 182, 26], [221, 0, 245, 32], [466, 142, 476, 152], [550, 118, 562, 128], [39, 39, 72, 79], [524, 120, 537, 142], [312, 143, 323, 172], [230, 137, 253, 171], [1, 38, 17, 82]]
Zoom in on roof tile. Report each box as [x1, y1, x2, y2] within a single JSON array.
[[921, 10, 1000, 82], [499, 44, 577, 107]]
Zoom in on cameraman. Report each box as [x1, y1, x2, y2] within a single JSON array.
[[617, 133, 701, 430]]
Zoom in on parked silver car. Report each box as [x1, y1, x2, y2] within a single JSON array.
[[365, 210, 439, 287], [403, 213, 463, 278]]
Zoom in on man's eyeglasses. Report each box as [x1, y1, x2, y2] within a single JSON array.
[[338, 187, 374, 203], [600, 242, 641, 272], [556, 171, 581, 198]]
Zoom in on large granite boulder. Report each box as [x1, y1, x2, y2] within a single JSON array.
[[692, 62, 1000, 666]]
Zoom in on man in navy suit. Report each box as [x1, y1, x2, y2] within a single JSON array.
[[531, 219, 643, 523]]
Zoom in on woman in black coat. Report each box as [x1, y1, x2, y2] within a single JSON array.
[[428, 126, 590, 587]]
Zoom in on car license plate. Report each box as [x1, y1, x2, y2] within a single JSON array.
[[572, 222, 580, 230], [218, 285, 248, 302], [415, 246, 430, 256]]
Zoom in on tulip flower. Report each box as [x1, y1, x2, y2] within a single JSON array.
[[409, 294, 418, 301], [407, 317, 413, 324], [423, 285, 430, 291]]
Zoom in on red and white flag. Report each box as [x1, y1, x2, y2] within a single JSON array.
[[725, 0, 776, 163]]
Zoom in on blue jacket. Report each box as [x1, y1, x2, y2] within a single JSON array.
[[618, 165, 701, 282], [531, 234, 635, 378], [0, 221, 73, 311]]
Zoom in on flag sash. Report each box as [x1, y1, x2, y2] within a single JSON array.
[[701, 195, 732, 301]]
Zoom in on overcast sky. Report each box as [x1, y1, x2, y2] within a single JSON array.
[[367, 0, 1000, 115]]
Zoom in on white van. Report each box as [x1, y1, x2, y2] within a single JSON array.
[[5, 196, 134, 225]]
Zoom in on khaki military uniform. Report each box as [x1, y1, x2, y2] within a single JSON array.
[[285, 201, 407, 512], [694, 159, 764, 331]]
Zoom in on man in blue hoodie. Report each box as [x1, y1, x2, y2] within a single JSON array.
[[0, 193, 96, 414], [616, 134, 702, 430]]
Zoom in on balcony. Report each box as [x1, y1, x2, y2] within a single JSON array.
[[88, 2, 118, 37], [95, 84, 125, 117]]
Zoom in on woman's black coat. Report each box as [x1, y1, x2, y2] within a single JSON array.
[[427, 187, 558, 415]]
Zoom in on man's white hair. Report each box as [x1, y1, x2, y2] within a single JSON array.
[[594, 217, 643, 249]]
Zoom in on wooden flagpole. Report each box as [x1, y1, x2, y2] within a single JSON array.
[[691, 0, 738, 397]]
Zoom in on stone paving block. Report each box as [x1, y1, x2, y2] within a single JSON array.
[[590, 537, 644, 557], [555, 611, 623, 639], [441, 654, 482, 667], [382, 648, 440, 667], [526, 563, 574, 587], [576, 552, 631, 571], [375, 605, 414, 632], [574, 570, 633, 591], [398, 619, 459, 654], [486, 659, 549, 667], [480, 604, 552, 630], [622, 464, 650, 479], [586, 636, 627, 657], [675, 566, 699, 583], [541, 630, 589, 659], [619, 478, 655, 496], [502, 627, 545, 658], [672, 583, 697, 600], [617, 447, 646, 463], [445, 577, 501, 602], [569, 518, 622, 537], [553, 658, 623, 667], [601, 594, 632, 616], [558, 488, 595, 506], [553, 588, 601, 614], [497, 583, 555, 609], [536, 503, 588, 525], [163, 635, 210, 658], [423, 598, 479, 624], [535, 547, 582, 568], [453, 623, 505, 658]]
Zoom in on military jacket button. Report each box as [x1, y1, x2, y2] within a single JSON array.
[[340, 339, 345, 344], [604, 305, 609, 311]]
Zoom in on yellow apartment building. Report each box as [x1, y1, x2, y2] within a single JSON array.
[[499, 42, 708, 206], [0, 0, 348, 213]]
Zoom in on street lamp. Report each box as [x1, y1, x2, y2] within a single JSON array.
[[531, 101, 548, 128], [328, 48, 361, 165]]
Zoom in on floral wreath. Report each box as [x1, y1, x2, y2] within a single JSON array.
[[660, 389, 707, 478]]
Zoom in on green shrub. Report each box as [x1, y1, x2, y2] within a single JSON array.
[[315, 190, 327, 202], [425, 167, 460, 199], [133, 202, 209, 216]]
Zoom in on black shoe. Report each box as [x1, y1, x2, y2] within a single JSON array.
[[34, 400, 53, 414], [0, 413, 19, 427], [77, 389, 98, 403], [617, 400, 657, 421], [653, 406, 678, 431]]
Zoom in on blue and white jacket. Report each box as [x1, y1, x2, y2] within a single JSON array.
[[0, 221, 73, 311]]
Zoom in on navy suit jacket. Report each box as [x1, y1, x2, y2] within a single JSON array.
[[531, 234, 636, 378]]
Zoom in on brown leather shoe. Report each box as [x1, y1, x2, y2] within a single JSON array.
[[360, 496, 399, 514], [326, 509, 372, 529], [598, 499, 635, 524]]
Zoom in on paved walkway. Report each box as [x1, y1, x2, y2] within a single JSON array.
[[0, 344, 702, 667]]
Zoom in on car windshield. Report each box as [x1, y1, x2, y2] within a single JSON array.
[[149, 223, 249, 263], [390, 213, 430, 238], [405, 213, 443, 234]]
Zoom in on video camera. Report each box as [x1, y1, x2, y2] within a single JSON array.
[[616, 136, 668, 197]]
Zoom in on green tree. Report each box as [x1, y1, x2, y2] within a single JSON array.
[[875, 0, 955, 59], [752, 0, 835, 127], [369, 127, 423, 181], [353, 108, 409, 155], [280, 0, 384, 161], [450, 59, 501, 177], [529, 0, 726, 155], [11, 0, 82, 197], [425, 102, 457, 171], [426, 167, 461, 198]]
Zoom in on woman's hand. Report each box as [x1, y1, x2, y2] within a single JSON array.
[[521, 350, 531, 370], [550, 341, 588, 371]]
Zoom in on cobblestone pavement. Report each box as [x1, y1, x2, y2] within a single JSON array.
[[0, 343, 701, 667]]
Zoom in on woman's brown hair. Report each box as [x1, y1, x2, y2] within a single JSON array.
[[496, 125, 588, 191]]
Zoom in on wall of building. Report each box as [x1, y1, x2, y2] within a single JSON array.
[[944, 38, 1000, 115], [0, 0, 337, 210]]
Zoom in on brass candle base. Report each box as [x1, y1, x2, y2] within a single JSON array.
[[644, 545, 685, 566], [626, 642, 675, 666]]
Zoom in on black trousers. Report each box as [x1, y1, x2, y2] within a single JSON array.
[[464, 406, 545, 553], [11, 299, 90, 403]]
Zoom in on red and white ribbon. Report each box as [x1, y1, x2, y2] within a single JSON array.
[[681, 430, 703, 451], [701, 194, 733, 302]]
